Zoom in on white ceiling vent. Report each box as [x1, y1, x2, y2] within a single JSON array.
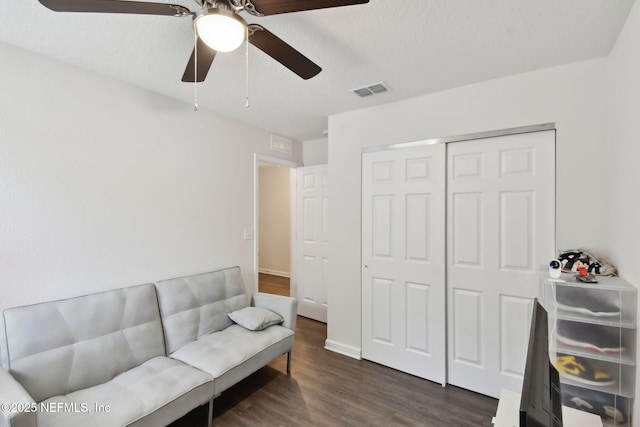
[[351, 82, 390, 98], [270, 134, 293, 154]]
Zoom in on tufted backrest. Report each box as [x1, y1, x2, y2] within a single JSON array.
[[0, 283, 165, 403], [155, 266, 248, 354]]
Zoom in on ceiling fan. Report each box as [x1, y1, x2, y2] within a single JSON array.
[[36, 0, 370, 83]]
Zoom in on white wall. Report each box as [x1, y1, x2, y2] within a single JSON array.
[[258, 166, 291, 276], [302, 137, 328, 166], [606, 2, 640, 424], [0, 42, 301, 311], [607, 0, 640, 294], [327, 58, 609, 357]]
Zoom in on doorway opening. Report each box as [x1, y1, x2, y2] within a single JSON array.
[[253, 154, 298, 298]]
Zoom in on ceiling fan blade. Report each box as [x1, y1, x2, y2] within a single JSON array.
[[247, 0, 368, 16], [37, 0, 189, 16], [182, 38, 217, 83], [249, 26, 321, 80]]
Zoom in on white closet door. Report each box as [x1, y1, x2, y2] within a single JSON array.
[[446, 130, 555, 398], [362, 144, 446, 383], [296, 165, 328, 323]]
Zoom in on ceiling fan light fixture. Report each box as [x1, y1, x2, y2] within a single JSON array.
[[195, 8, 246, 53]]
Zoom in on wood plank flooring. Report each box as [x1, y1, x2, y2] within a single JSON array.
[[169, 316, 498, 426], [258, 273, 290, 297]]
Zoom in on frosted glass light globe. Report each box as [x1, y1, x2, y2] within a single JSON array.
[[195, 9, 246, 53]]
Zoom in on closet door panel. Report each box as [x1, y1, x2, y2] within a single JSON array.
[[362, 144, 446, 384], [446, 130, 555, 398]]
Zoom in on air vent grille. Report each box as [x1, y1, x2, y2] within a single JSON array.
[[354, 88, 374, 97], [270, 134, 292, 154], [351, 82, 390, 98]]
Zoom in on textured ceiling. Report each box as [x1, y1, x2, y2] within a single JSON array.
[[0, 0, 635, 141]]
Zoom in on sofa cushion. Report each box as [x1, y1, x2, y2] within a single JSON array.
[[228, 307, 283, 331], [1, 284, 166, 403], [155, 266, 249, 354], [169, 324, 294, 394], [35, 356, 213, 427]]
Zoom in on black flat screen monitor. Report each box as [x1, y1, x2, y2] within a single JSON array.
[[519, 299, 563, 427]]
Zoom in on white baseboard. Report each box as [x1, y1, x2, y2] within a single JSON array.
[[258, 268, 290, 278], [324, 339, 362, 360]]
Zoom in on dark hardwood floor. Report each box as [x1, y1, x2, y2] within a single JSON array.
[[258, 273, 290, 297], [169, 316, 498, 426]]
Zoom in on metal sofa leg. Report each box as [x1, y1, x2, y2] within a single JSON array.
[[207, 398, 213, 427], [286, 351, 292, 374]]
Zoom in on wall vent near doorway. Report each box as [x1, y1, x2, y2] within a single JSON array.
[[350, 82, 390, 98], [271, 134, 293, 154]]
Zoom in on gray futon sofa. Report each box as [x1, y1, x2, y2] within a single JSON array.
[[0, 266, 297, 427]]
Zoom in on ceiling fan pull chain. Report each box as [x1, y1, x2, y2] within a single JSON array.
[[245, 27, 250, 108], [193, 32, 198, 111]]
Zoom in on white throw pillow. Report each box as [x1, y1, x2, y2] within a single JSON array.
[[228, 307, 283, 331]]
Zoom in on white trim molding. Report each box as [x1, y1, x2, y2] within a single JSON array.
[[324, 339, 362, 360], [258, 268, 291, 278], [362, 122, 556, 153]]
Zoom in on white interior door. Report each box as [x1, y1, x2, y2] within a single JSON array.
[[446, 130, 555, 398], [361, 144, 446, 383], [295, 165, 328, 323]]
